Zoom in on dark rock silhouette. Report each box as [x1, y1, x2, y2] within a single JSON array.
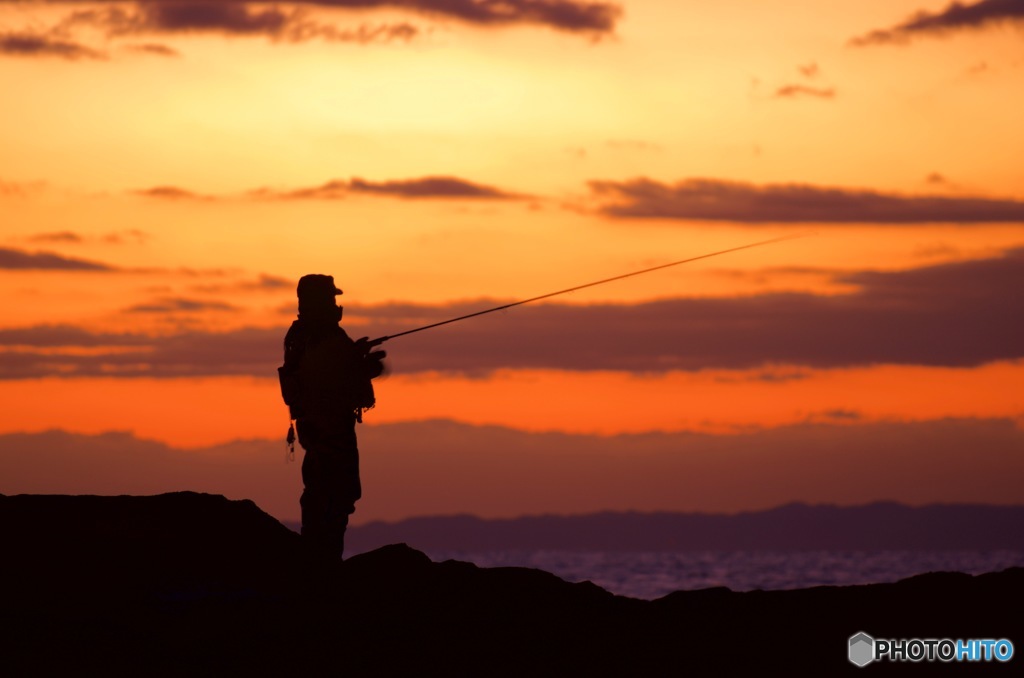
[[2, 492, 1021, 676]]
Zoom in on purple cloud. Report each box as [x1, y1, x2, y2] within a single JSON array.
[[124, 297, 241, 313], [29, 0, 620, 46], [132, 186, 215, 200], [362, 249, 1024, 373], [257, 176, 521, 200], [50, 3, 418, 43], [2, 249, 1023, 378], [0, 247, 114, 271], [851, 0, 1024, 46], [1, 418, 1022, 522], [0, 31, 106, 59], [589, 177, 1024, 224]]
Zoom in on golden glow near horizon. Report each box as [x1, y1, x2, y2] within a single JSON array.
[[3, 363, 1022, 447], [2, 0, 1023, 517]]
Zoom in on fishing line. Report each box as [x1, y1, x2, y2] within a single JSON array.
[[367, 232, 812, 346]]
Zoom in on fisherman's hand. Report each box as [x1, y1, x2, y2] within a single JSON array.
[[356, 337, 388, 378], [355, 336, 386, 353]]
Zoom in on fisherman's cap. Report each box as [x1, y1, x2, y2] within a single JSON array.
[[297, 274, 343, 300]]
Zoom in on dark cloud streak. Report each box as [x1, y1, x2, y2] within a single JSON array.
[[851, 0, 1024, 46], [22, 230, 150, 246], [256, 176, 521, 200], [124, 297, 241, 313], [2, 250, 1023, 378], [190, 274, 293, 294], [0, 31, 106, 59], [349, 176, 518, 199], [373, 250, 1024, 372], [283, 20, 418, 43], [133, 177, 520, 201], [0, 326, 270, 378], [149, 0, 618, 34], [0, 247, 115, 271], [589, 177, 1024, 224], [28, 0, 620, 47], [27, 232, 84, 244], [133, 186, 215, 200], [131, 2, 291, 34], [50, 3, 418, 44]]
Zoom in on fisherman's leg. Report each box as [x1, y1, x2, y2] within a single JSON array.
[[300, 448, 331, 558], [297, 418, 360, 560], [320, 429, 361, 559], [297, 420, 337, 559]]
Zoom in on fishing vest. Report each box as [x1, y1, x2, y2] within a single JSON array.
[[278, 321, 377, 423]]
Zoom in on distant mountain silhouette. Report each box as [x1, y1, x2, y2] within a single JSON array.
[[3, 493, 1022, 675], [345, 502, 1024, 554]]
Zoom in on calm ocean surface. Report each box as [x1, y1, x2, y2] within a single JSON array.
[[423, 550, 1024, 600]]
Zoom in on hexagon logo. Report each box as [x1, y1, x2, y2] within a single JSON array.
[[849, 632, 875, 667]]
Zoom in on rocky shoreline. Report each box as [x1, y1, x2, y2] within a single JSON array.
[[2, 492, 1020, 675]]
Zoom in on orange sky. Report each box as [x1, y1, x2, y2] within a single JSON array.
[[3, 363, 1023, 446], [2, 0, 1023, 521]]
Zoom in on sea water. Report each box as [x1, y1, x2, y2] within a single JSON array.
[[422, 550, 1024, 600]]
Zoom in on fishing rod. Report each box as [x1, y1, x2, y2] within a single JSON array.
[[366, 232, 810, 347]]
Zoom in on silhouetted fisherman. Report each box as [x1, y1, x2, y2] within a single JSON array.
[[279, 274, 386, 560]]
